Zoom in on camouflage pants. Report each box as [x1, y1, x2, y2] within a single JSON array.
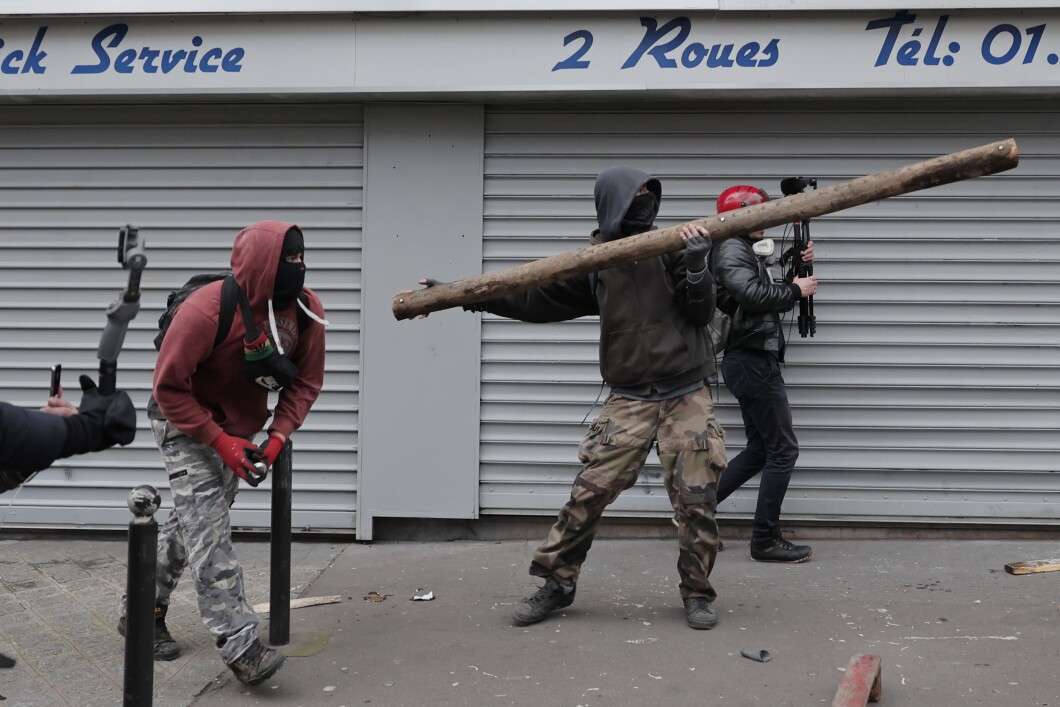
[[530, 387, 727, 600], [130, 419, 259, 664]]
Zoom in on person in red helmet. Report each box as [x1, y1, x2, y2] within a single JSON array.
[[711, 185, 818, 562]]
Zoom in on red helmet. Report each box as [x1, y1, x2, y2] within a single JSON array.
[[717, 185, 769, 214]]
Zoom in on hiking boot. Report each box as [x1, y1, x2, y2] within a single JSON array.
[[512, 577, 575, 626], [750, 533, 813, 563], [116, 604, 180, 661], [228, 639, 287, 685], [683, 596, 718, 630]]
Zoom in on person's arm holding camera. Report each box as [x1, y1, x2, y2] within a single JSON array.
[[0, 376, 137, 493]]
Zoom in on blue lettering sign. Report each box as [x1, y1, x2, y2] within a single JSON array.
[[71, 23, 244, 75], [867, 11, 1058, 68], [552, 29, 593, 71], [620, 16, 779, 70], [0, 26, 48, 75], [866, 11, 960, 67]]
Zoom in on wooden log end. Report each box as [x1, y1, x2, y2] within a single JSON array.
[[832, 654, 882, 707]]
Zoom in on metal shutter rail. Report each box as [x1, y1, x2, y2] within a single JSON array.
[[479, 100, 1060, 525], [0, 103, 362, 531]]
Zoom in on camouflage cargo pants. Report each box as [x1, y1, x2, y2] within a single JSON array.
[[136, 419, 259, 664], [530, 387, 727, 600]]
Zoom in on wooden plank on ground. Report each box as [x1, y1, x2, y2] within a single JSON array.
[[832, 653, 883, 706], [1004, 559, 1060, 575], [252, 595, 343, 615]]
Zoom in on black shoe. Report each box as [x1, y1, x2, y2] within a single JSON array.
[[512, 577, 575, 626], [683, 596, 718, 630], [228, 639, 287, 685], [750, 533, 813, 563], [117, 605, 180, 661]]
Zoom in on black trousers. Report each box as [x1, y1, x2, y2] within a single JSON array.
[[717, 349, 799, 539]]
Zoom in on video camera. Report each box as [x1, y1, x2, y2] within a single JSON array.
[[779, 177, 816, 337], [780, 176, 817, 196]]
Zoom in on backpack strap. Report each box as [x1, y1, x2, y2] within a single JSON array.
[[235, 285, 261, 343], [214, 276, 240, 348], [226, 283, 312, 346]]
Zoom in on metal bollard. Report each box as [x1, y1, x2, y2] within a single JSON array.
[[123, 485, 160, 707], [269, 440, 293, 646]]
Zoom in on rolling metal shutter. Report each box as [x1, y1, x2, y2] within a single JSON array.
[[480, 99, 1059, 525], [0, 103, 362, 531]]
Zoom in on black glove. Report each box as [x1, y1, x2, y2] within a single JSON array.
[[684, 234, 712, 273], [60, 375, 137, 457]]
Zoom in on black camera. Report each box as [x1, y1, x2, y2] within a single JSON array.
[[780, 177, 817, 196]]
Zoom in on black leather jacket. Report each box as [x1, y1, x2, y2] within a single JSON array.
[[712, 236, 801, 355]]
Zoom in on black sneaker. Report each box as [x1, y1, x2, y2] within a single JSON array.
[[512, 577, 575, 626], [228, 639, 287, 685], [117, 604, 180, 661], [683, 597, 718, 630], [750, 533, 813, 563]]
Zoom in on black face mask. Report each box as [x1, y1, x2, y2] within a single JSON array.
[[274, 260, 305, 308], [620, 192, 658, 236]]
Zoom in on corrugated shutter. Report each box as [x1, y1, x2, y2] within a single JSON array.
[[0, 103, 361, 531], [480, 100, 1060, 525]]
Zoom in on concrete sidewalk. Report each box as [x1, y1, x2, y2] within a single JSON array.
[[199, 536, 1058, 707], [2, 535, 1059, 706], [0, 536, 344, 706]]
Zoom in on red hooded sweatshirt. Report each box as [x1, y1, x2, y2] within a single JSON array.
[[153, 221, 326, 445]]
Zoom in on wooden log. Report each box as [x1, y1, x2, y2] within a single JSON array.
[[1004, 559, 1060, 575], [392, 138, 1019, 320], [832, 654, 883, 706], [252, 594, 343, 615]]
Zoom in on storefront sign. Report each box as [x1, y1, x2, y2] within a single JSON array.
[[0, 17, 351, 92], [1, 11, 1059, 95]]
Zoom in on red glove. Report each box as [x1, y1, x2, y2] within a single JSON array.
[[256, 433, 286, 469], [210, 431, 266, 485]]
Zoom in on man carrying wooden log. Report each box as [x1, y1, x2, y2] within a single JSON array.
[[711, 185, 818, 563], [418, 166, 729, 630]]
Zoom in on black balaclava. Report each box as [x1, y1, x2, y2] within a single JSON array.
[[594, 166, 662, 242], [620, 192, 659, 236], [274, 227, 306, 308]]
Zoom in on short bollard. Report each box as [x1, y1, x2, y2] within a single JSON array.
[[269, 440, 293, 646], [123, 485, 160, 707]]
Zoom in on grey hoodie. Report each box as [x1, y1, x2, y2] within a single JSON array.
[[594, 165, 662, 242]]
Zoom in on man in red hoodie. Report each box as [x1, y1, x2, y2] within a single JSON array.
[[118, 221, 327, 685]]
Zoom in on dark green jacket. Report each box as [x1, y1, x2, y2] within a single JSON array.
[[476, 165, 716, 395]]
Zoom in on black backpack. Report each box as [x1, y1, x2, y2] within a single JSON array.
[[153, 272, 308, 351]]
